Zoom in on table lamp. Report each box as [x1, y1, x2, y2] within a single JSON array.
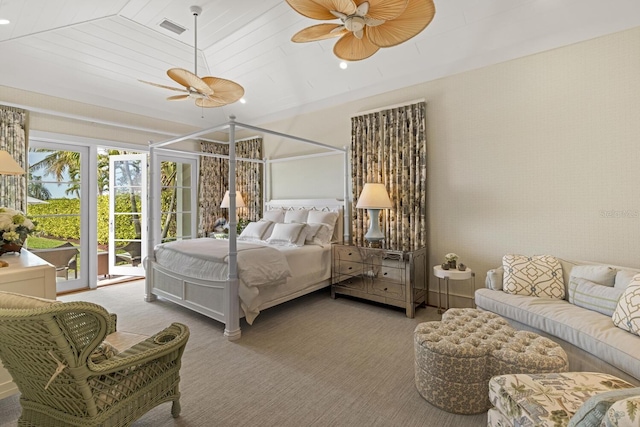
[[220, 190, 246, 222], [356, 183, 392, 245]]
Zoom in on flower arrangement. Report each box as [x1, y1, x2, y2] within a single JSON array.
[[0, 207, 36, 247], [445, 253, 458, 262]]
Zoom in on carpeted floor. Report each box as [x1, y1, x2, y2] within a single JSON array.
[[0, 280, 487, 426]]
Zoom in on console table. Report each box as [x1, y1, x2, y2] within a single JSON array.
[[0, 249, 56, 399]]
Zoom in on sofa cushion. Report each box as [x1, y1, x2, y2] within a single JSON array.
[[475, 287, 640, 381], [502, 255, 564, 299], [568, 277, 624, 317], [570, 265, 617, 287], [612, 274, 640, 337]]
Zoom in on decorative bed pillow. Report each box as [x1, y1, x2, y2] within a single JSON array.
[[266, 223, 308, 246], [502, 255, 565, 299], [570, 265, 617, 287], [568, 277, 624, 316], [262, 209, 285, 224], [304, 223, 328, 244], [284, 209, 309, 224], [612, 274, 640, 336], [307, 210, 339, 242], [238, 220, 272, 241]]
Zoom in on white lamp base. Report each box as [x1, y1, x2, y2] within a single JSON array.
[[364, 208, 385, 244]]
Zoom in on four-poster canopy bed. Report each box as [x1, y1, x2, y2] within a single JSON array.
[[145, 116, 350, 340]]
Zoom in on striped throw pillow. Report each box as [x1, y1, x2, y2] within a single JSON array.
[[568, 277, 623, 316]]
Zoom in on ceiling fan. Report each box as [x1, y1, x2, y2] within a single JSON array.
[[140, 6, 244, 108], [286, 0, 435, 61]]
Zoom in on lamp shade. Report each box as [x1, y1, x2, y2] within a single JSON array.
[[220, 190, 246, 208], [0, 150, 25, 175], [356, 183, 392, 209]]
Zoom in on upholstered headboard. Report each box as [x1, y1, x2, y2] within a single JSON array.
[[264, 199, 345, 244]]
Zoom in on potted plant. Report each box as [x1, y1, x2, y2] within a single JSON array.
[[445, 253, 458, 269], [0, 207, 36, 255]]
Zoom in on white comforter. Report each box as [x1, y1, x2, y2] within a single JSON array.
[[154, 238, 292, 287], [154, 238, 296, 324]]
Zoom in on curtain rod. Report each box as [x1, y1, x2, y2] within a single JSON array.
[[349, 98, 425, 118]]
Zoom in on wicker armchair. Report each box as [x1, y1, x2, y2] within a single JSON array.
[[0, 291, 190, 427]]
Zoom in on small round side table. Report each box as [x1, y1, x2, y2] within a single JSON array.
[[433, 265, 475, 314]]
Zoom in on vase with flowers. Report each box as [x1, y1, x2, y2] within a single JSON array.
[[445, 252, 458, 269], [0, 207, 36, 255]]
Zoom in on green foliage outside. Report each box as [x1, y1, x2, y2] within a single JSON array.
[[27, 195, 141, 245]]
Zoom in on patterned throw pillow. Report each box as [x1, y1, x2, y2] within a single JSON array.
[[502, 254, 565, 299], [612, 274, 640, 336]]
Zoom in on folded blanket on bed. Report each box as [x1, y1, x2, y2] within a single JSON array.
[[153, 238, 292, 288]]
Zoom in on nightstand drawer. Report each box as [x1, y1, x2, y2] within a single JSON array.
[[333, 275, 367, 292], [334, 246, 365, 263], [374, 265, 404, 283], [334, 260, 364, 276], [370, 278, 405, 299]]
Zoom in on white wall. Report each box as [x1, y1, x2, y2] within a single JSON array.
[[258, 25, 640, 304]]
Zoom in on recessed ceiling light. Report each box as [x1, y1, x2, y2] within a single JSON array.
[[339, 61, 348, 70], [0, 19, 10, 25], [239, 98, 246, 104]]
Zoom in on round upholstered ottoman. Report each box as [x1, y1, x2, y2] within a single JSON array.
[[414, 308, 568, 415]]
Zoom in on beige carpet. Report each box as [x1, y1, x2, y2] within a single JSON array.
[[0, 280, 487, 426]]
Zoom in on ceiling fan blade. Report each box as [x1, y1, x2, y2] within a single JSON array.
[[201, 77, 245, 105], [366, 0, 435, 47], [139, 80, 188, 93], [167, 95, 189, 101], [286, 0, 357, 20], [333, 31, 379, 61], [167, 68, 214, 96], [292, 24, 348, 42], [195, 98, 228, 108], [358, 0, 408, 21]]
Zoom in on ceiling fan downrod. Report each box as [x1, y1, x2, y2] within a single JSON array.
[[190, 5, 202, 77]]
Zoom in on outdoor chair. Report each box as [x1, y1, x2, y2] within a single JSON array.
[[0, 291, 190, 427], [115, 241, 142, 267], [31, 242, 79, 279]]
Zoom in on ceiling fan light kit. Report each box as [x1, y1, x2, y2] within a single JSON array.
[[140, 5, 244, 108], [286, 0, 435, 61]]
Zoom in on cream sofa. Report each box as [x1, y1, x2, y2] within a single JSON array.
[[475, 257, 640, 385]]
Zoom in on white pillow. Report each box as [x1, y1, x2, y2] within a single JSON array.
[[307, 210, 339, 242], [262, 209, 285, 223], [570, 265, 617, 287], [304, 223, 330, 244], [266, 223, 308, 247], [284, 209, 309, 224], [615, 270, 638, 289], [238, 220, 272, 241]]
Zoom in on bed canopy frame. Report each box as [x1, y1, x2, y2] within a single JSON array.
[[147, 115, 349, 339]]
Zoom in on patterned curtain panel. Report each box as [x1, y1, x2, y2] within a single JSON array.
[[198, 138, 263, 236], [351, 102, 427, 251], [0, 106, 28, 212]]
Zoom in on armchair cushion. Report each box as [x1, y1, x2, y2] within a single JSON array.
[[568, 387, 640, 427]]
